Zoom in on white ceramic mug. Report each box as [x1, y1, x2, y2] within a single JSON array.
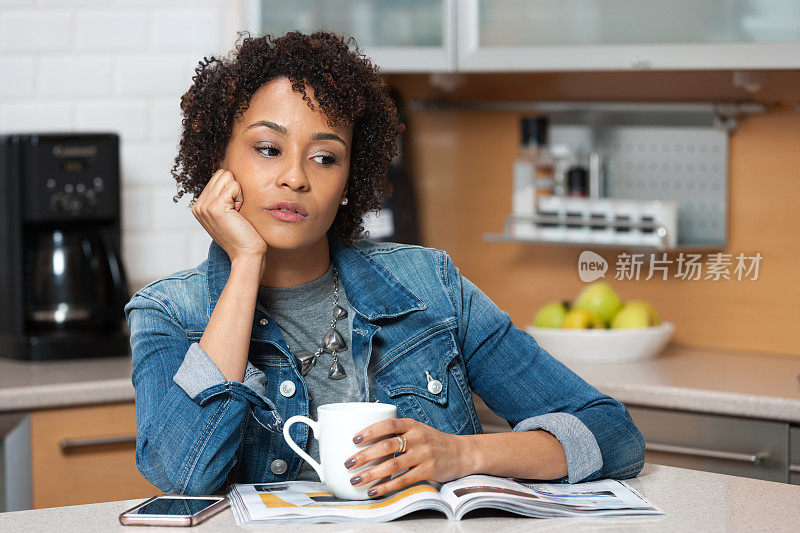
[[283, 402, 397, 500]]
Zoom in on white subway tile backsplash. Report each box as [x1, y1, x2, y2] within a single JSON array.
[[75, 10, 149, 52], [188, 229, 213, 267], [39, 56, 112, 97], [115, 56, 195, 96], [0, 10, 72, 52], [120, 142, 178, 186], [122, 188, 152, 231], [0, 102, 72, 133], [37, 1, 107, 5], [152, 8, 221, 53], [2, 0, 243, 282], [76, 101, 149, 141], [123, 231, 190, 281], [151, 185, 197, 230], [0, 58, 36, 99], [152, 99, 182, 141]]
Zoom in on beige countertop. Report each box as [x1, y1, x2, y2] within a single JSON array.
[[1, 345, 799, 424], [0, 355, 133, 412], [1, 464, 799, 532], [568, 344, 800, 423]]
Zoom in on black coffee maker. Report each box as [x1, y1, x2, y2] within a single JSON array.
[[0, 133, 130, 360]]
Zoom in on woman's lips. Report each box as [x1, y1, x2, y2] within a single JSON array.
[[266, 208, 307, 222]]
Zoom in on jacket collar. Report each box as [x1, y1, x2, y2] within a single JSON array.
[[206, 231, 426, 322]]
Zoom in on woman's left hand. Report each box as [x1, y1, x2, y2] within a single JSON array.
[[343, 418, 474, 498]]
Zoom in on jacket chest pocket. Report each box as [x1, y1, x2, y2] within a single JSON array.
[[372, 328, 474, 435]]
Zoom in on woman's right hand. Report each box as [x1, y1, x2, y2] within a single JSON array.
[[191, 169, 268, 274]]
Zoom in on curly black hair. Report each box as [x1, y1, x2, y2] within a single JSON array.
[[171, 30, 404, 245]]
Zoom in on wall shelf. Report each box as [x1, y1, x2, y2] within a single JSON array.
[[465, 101, 752, 251]]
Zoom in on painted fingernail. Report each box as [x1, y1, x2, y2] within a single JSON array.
[[368, 489, 377, 497], [353, 435, 363, 444], [350, 476, 362, 486], [344, 458, 356, 468]]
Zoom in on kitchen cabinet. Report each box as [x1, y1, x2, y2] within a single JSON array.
[[628, 406, 790, 483], [30, 402, 157, 509], [248, 0, 800, 73], [246, 0, 456, 72], [791, 426, 800, 485], [458, 0, 800, 71], [474, 395, 798, 484]]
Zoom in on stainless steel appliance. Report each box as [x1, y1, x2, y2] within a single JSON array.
[[0, 133, 130, 360]]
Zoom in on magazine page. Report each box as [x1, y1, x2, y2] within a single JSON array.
[[438, 475, 665, 520], [227, 480, 451, 524]]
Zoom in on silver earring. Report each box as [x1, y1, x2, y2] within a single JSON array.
[[340, 197, 348, 206]]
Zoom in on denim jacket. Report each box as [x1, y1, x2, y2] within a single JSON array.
[[124, 231, 644, 495]]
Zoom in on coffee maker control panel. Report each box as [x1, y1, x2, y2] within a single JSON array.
[[45, 174, 107, 215], [20, 133, 120, 223]]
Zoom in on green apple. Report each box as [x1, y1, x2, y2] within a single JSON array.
[[532, 301, 569, 328], [562, 309, 607, 329], [611, 300, 660, 328], [573, 281, 622, 323]]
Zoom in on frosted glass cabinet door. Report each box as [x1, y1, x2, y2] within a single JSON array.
[[246, 0, 455, 72], [458, 0, 800, 71]]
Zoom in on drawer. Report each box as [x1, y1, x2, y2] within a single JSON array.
[[791, 426, 800, 486], [628, 406, 789, 483], [31, 402, 159, 509]]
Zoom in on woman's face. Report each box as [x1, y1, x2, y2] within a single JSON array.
[[219, 76, 353, 251]]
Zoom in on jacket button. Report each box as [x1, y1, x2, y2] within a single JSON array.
[[279, 380, 296, 398], [259, 318, 269, 326], [270, 459, 287, 475], [427, 379, 443, 395]]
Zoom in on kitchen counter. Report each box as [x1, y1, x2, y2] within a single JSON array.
[[1, 344, 799, 423], [0, 355, 133, 412], [1, 464, 799, 532], [568, 344, 800, 423]]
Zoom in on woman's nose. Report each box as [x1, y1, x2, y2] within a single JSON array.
[[278, 158, 310, 191]]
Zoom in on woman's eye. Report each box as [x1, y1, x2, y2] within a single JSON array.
[[255, 146, 279, 157], [312, 154, 338, 166]]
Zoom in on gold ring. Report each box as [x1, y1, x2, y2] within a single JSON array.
[[395, 435, 407, 454]]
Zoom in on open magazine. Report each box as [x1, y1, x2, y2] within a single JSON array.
[[226, 474, 664, 524]]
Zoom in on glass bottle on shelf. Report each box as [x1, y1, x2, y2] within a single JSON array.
[[524, 117, 555, 198], [512, 118, 536, 219], [511, 116, 556, 238]]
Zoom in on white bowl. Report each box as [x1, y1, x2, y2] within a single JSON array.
[[525, 322, 675, 363]]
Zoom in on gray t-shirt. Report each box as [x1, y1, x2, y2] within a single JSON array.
[[257, 263, 361, 481]]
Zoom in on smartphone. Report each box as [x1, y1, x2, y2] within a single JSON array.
[[119, 494, 229, 527]]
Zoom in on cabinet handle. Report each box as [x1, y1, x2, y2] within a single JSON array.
[[59, 434, 137, 451], [645, 442, 768, 464], [790, 464, 800, 473]]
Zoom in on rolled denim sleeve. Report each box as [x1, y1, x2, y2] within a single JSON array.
[[440, 252, 645, 483], [174, 342, 268, 399], [125, 291, 279, 496], [512, 413, 603, 483]]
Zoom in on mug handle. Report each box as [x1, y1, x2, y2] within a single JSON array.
[[282, 415, 325, 483]]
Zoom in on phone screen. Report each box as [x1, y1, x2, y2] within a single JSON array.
[[132, 497, 222, 516]]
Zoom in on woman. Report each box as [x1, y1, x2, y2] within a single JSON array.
[[125, 31, 644, 498]]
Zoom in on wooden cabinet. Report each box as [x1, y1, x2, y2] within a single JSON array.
[[30, 402, 158, 509]]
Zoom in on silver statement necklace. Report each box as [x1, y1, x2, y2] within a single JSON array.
[[294, 266, 348, 380]]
